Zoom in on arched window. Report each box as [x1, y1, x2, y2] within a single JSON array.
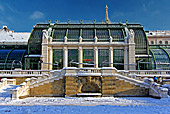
[[159, 41, 162, 44], [151, 41, 154, 45], [165, 41, 168, 45]]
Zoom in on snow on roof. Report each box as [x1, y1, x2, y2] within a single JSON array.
[[0, 26, 30, 44]]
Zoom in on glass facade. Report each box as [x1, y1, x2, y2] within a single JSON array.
[[83, 49, 94, 67], [113, 49, 124, 70], [5, 50, 26, 70], [53, 49, 63, 70], [98, 49, 109, 67], [28, 29, 43, 55], [25, 58, 40, 70], [0, 23, 150, 70], [150, 49, 170, 70], [133, 28, 148, 55], [82, 29, 94, 42], [0, 50, 12, 69], [67, 29, 80, 42], [53, 29, 66, 42], [68, 49, 78, 67], [110, 29, 124, 42], [96, 29, 109, 42]]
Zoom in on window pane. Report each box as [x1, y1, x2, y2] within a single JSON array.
[[53, 29, 66, 42], [68, 49, 78, 67], [96, 29, 109, 42], [67, 29, 80, 42], [110, 29, 124, 42], [113, 49, 124, 70], [53, 49, 63, 69], [98, 49, 109, 67], [82, 29, 94, 42], [83, 49, 94, 67]]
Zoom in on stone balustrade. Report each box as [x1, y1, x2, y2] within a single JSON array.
[[146, 78, 168, 98], [0, 78, 16, 88], [0, 70, 51, 77], [128, 70, 170, 77]]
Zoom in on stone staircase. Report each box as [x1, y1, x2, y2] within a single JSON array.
[[9, 69, 65, 99], [115, 71, 168, 98], [8, 67, 169, 99]]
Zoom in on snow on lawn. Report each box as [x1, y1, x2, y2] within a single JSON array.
[[0, 97, 170, 114]]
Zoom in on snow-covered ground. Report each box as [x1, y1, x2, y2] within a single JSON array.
[[0, 97, 170, 114]]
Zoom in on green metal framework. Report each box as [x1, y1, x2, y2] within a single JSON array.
[[149, 49, 157, 69], [52, 29, 66, 42], [110, 29, 124, 42], [0, 49, 13, 69], [149, 48, 170, 70], [96, 29, 109, 42], [25, 23, 149, 70], [5, 49, 26, 69], [28, 29, 43, 55], [133, 28, 148, 55], [67, 29, 80, 42], [82, 29, 94, 42]]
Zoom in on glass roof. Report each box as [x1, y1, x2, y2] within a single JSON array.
[[150, 49, 170, 70]]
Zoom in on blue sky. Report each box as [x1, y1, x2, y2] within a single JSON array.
[[0, 0, 170, 32]]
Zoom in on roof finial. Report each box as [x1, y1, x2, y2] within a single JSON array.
[[105, 5, 111, 24]]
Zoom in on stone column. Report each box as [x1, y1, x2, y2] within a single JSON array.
[[128, 44, 136, 70], [63, 47, 68, 67], [78, 47, 83, 68], [48, 47, 53, 70], [42, 44, 48, 70], [124, 46, 128, 70], [109, 47, 113, 67], [128, 29, 136, 70], [94, 47, 98, 68], [41, 29, 49, 70]]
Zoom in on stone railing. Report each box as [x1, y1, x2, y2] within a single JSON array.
[[0, 70, 51, 77], [64, 67, 117, 77], [128, 70, 170, 77], [144, 78, 168, 98]]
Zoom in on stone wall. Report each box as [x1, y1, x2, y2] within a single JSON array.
[[13, 77, 28, 85], [102, 76, 149, 97], [30, 78, 65, 97]]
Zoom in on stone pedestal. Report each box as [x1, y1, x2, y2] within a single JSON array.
[[128, 43, 136, 70], [63, 47, 68, 67], [109, 47, 113, 67], [78, 47, 83, 68]]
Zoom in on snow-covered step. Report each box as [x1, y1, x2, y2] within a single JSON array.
[[0, 85, 19, 98]]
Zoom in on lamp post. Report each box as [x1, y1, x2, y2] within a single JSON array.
[[11, 60, 15, 70], [70, 60, 73, 67], [101, 60, 107, 67], [137, 59, 143, 70], [38, 60, 43, 70], [55, 61, 58, 69], [19, 61, 22, 69]]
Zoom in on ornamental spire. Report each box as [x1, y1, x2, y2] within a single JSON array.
[[105, 5, 111, 24]]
